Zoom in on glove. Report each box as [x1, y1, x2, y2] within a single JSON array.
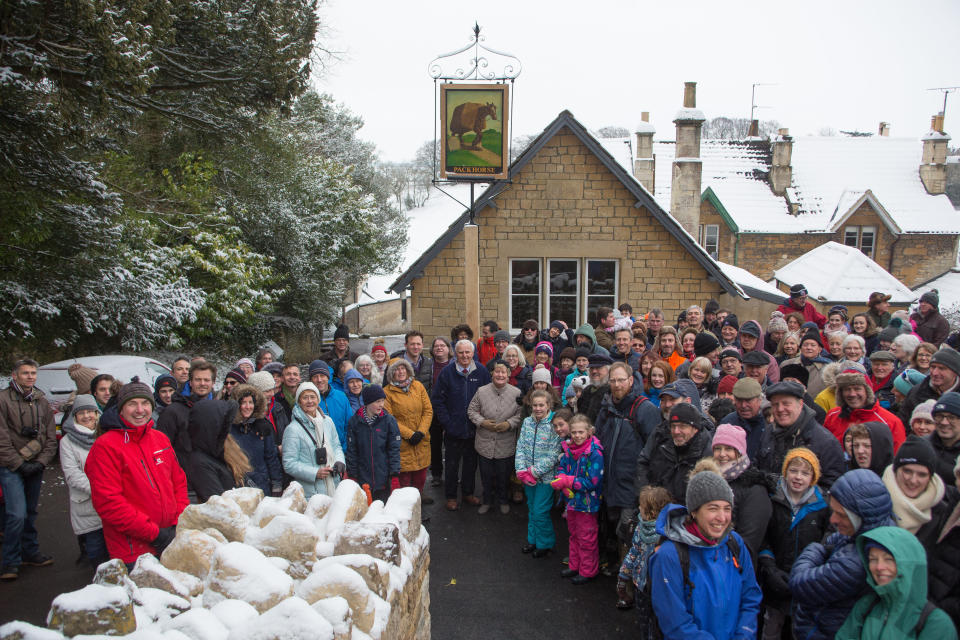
[[549, 474, 575, 491], [333, 461, 345, 477], [17, 461, 44, 477], [759, 556, 791, 600], [390, 476, 401, 491], [516, 468, 537, 486], [408, 431, 425, 446], [152, 526, 177, 555]]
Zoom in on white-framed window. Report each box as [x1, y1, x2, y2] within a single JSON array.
[[844, 225, 876, 258], [510, 258, 619, 330], [698, 224, 719, 259], [547, 259, 579, 330], [509, 259, 541, 331]]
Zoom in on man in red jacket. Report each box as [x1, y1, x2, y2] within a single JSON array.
[[86, 378, 188, 567], [777, 283, 827, 329], [823, 368, 906, 452]]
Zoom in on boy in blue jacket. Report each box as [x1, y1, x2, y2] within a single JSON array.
[[346, 385, 401, 502]]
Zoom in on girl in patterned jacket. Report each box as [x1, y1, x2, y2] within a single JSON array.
[[516, 389, 562, 558], [551, 413, 604, 584]]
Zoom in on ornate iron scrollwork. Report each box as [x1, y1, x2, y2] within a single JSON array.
[[427, 23, 522, 81]]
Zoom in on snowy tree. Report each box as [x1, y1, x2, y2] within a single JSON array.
[[596, 125, 630, 138], [702, 117, 781, 140]]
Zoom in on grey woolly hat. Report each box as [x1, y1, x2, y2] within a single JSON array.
[[494, 330, 511, 343], [531, 366, 552, 385], [920, 290, 939, 308], [686, 470, 735, 512], [930, 347, 960, 377], [71, 394, 100, 417]]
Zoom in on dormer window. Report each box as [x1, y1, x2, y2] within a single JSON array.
[[844, 225, 876, 258]]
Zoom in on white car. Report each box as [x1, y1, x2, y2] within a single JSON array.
[[35, 355, 172, 424]]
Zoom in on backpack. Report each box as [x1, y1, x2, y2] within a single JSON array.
[[638, 535, 744, 640]]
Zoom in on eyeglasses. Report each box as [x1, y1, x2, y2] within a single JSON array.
[[224, 379, 238, 387], [608, 377, 631, 385]]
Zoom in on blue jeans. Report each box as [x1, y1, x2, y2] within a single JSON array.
[[0, 466, 43, 568], [80, 529, 109, 567], [524, 481, 556, 550]]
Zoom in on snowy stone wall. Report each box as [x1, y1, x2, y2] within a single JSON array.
[[0, 481, 430, 640]]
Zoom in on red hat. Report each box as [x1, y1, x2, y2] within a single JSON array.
[[717, 375, 738, 396], [371, 345, 387, 356]]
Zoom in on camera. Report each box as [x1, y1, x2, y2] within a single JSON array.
[[20, 425, 39, 439], [314, 447, 327, 465]]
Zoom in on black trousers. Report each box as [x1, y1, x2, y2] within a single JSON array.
[[443, 434, 477, 499], [478, 455, 514, 505], [430, 416, 444, 476]]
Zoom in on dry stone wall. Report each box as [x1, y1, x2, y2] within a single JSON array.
[[0, 481, 430, 640]]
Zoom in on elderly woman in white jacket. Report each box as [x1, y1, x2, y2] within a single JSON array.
[[282, 382, 345, 498], [59, 394, 109, 567]]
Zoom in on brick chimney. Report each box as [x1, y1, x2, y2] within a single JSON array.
[[920, 112, 950, 195], [633, 112, 656, 192], [747, 119, 760, 138], [878, 122, 890, 136], [770, 127, 793, 196], [670, 82, 705, 236]]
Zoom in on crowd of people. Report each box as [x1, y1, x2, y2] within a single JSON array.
[[1, 287, 960, 638]]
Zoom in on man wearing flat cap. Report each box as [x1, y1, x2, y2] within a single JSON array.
[[757, 381, 845, 489]]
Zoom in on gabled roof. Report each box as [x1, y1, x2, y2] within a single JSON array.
[[773, 241, 915, 304], [389, 110, 746, 299], [826, 189, 902, 235]]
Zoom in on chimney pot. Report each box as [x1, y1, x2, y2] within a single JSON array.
[[931, 115, 939, 130], [747, 120, 759, 137], [778, 128, 789, 137], [935, 112, 945, 133], [683, 82, 697, 108], [879, 122, 890, 136], [641, 111, 649, 123]]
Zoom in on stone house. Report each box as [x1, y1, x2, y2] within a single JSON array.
[[382, 106, 748, 337], [615, 89, 959, 290]]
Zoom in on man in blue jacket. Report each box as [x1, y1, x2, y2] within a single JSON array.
[[432, 339, 491, 511], [788, 469, 894, 639]]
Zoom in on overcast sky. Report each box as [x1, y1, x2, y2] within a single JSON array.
[[316, 0, 959, 162]]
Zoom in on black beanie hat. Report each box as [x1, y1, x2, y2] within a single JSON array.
[[693, 331, 721, 357], [801, 330, 822, 348], [361, 384, 386, 404], [721, 314, 739, 331], [893, 435, 937, 474], [669, 402, 702, 428], [334, 324, 350, 340]]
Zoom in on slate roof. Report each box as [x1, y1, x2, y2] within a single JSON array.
[[387, 110, 747, 299], [773, 241, 915, 304]]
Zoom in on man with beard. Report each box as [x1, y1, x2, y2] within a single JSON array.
[[578, 354, 613, 423], [593, 362, 660, 572], [635, 402, 713, 504], [157, 362, 217, 471]]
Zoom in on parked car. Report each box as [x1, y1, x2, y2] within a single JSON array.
[[34, 355, 171, 426]]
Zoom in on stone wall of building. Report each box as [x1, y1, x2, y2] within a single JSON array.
[[409, 129, 727, 337]]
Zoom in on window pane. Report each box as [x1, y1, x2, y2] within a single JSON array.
[[549, 260, 578, 295], [586, 296, 616, 325], [860, 228, 875, 257], [705, 225, 719, 258], [587, 260, 617, 296], [844, 228, 859, 247], [549, 296, 578, 329], [512, 296, 540, 330], [511, 259, 540, 294]]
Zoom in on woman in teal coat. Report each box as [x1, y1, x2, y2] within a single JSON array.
[[836, 526, 956, 640]]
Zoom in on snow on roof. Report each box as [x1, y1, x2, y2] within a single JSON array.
[[773, 241, 915, 303], [790, 136, 960, 233], [715, 261, 784, 300], [674, 107, 706, 122], [361, 185, 471, 303], [634, 121, 656, 134], [913, 268, 960, 311]]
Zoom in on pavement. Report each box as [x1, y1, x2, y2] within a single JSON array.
[[1, 466, 641, 638]]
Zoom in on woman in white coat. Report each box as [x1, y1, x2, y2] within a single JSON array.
[[59, 394, 108, 567], [282, 382, 345, 498]]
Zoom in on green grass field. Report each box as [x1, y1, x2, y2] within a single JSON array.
[[447, 129, 502, 167], [446, 149, 488, 167]]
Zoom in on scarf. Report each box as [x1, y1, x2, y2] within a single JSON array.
[[358, 404, 383, 425], [869, 373, 892, 393], [779, 477, 816, 516], [634, 519, 660, 590], [883, 465, 945, 534], [800, 354, 831, 367], [282, 386, 296, 409], [717, 454, 751, 481], [684, 519, 720, 545], [567, 436, 595, 460], [390, 377, 413, 392], [10, 380, 34, 401], [62, 419, 97, 448]]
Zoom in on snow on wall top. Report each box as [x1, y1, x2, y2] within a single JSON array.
[[773, 241, 915, 303], [716, 261, 785, 299], [362, 185, 472, 303], [790, 136, 960, 233]]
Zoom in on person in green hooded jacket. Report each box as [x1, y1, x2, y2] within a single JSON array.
[[835, 526, 957, 640]]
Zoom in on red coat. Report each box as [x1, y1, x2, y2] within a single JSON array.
[[476, 336, 498, 365], [822, 402, 906, 452], [85, 417, 189, 563], [776, 299, 827, 329]]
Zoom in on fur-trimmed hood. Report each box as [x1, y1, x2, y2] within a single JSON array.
[[230, 383, 267, 420], [835, 370, 876, 413], [386, 358, 415, 386]]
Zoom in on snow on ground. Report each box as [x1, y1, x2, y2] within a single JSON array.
[[773, 241, 915, 304], [361, 185, 472, 304]]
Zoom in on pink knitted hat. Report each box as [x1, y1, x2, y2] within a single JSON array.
[[712, 423, 748, 457]]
